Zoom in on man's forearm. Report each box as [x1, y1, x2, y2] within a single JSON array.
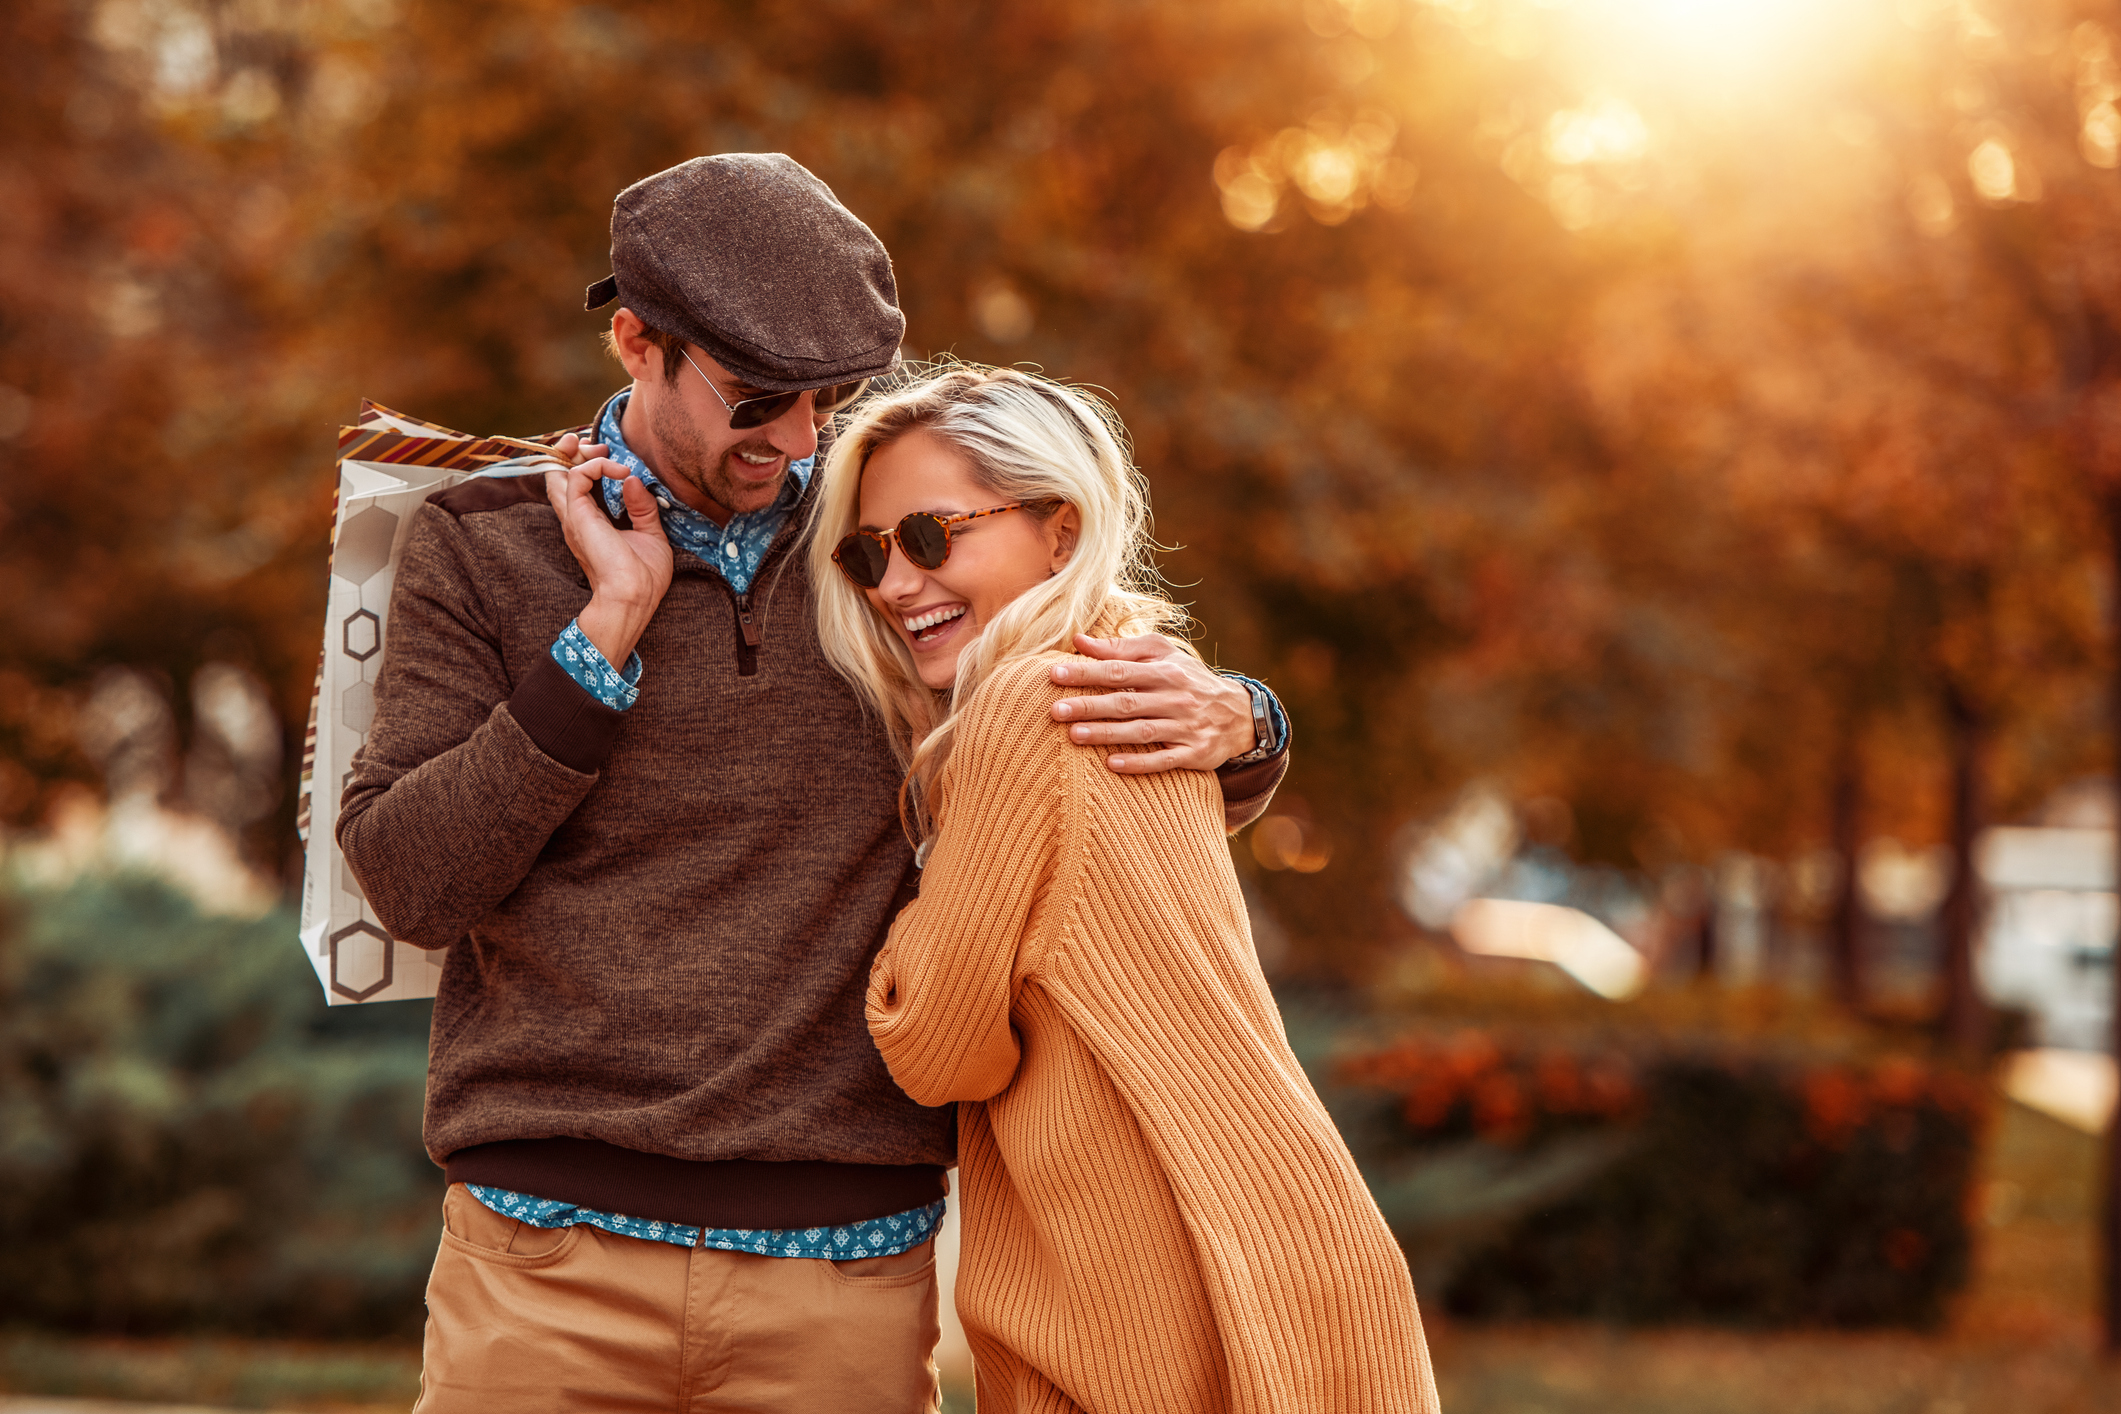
[[338, 657, 610, 948]]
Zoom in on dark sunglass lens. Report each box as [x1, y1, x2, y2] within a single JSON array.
[[814, 379, 868, 415], [899, 513, 952, 570], [835, 533, 890, 588], [729, 392, 800, 430]]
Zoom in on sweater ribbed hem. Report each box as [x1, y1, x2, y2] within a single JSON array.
[[506, 652, 622, 773], [443, 1137, 947, 1230]]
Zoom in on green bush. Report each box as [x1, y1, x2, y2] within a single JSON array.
[[1333, 1002, 1986, 1328], [0, 877, 438, 1337]]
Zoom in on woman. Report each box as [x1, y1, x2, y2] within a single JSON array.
[[811, 366, 1439, 1414]]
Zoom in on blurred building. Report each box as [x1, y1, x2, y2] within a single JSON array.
[[1978, 780, 2116, 1053]]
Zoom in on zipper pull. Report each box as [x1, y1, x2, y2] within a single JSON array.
[[735, 596, 762, 648]]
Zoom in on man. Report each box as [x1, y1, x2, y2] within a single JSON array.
[[339, 154, 1288, 1413]]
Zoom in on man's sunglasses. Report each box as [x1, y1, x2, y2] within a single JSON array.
[[831, 504, 1024, 589], [681, 349, 868, 430]]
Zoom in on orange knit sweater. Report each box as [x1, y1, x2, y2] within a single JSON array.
[[867, 653, 1440, 1414]]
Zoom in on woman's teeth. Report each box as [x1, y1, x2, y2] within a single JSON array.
[[904, 605, 967, 639]]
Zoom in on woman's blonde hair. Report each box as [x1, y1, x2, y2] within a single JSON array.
[[808, 362, 1193, 836]]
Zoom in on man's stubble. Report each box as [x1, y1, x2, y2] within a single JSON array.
[[647, 378, 789, 520]]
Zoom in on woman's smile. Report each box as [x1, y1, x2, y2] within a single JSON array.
[[858, 428, 1071, 690], [904, 602, 970, 643]]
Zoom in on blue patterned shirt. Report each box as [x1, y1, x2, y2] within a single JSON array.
[[468, 1185, 945, 1259], [595, 387, 813, 595], [552, 619, 642, 709], [542, 387, 812, 706]]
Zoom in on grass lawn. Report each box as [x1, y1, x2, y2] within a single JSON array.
[[1, 1100, 2110, 1412], [0, 1334, 418, 1411]]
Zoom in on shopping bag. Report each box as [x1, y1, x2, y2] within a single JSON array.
[[295, 401, 569, 1004]]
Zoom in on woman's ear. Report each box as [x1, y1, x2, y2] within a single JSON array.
[[1046, 504, 1081, 573]]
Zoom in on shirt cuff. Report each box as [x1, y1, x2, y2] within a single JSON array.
[[551, 619, 644, 711]]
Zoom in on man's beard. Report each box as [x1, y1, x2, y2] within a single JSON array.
[[648, 387, 786, 518]]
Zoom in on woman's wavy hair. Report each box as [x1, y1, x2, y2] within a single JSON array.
[[808, 361, 1194, 839]]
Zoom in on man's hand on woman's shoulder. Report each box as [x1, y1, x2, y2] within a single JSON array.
[[1049, 634, 1257, 775]]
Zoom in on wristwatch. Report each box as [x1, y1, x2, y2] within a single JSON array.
[[1224, 676, 1278, 765]]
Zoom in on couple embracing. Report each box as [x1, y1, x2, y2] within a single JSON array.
[[340, 154, 1437, 1414]]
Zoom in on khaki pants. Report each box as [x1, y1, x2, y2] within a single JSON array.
[[416, 1183, 942, 1413]]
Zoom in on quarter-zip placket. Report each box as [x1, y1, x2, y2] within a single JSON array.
[[733, 592, 762, 676], [717, 487, 811, 678]]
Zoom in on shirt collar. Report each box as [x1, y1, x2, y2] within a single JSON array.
[[594, 387, 814, 526]]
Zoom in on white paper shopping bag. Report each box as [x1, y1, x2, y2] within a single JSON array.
[[295, 402, 567, 1004]]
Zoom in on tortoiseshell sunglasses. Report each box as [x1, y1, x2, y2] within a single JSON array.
[[831, 503, 1024, 589]]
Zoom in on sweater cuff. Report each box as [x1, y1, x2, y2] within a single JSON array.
[[1218, 750, 1289, 823], [508, 651, 623, 774], [1216, 702, 1290, 832]]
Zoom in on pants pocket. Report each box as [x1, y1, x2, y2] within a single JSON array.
[[827, 1236, 938, 1288], [439, 1184, 579, 1267]]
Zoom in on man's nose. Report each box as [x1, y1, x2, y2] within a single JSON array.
[[761, 395, 821, 462]]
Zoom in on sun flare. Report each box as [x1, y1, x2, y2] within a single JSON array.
[[1581, 0, 1835, 76], [1408, 0, 1873, 99]]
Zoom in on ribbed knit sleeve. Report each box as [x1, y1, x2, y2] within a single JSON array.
[[866, 659, 1070, 1107], [1045, 759, 1438, 1414], [869, 649, 1439, 1414]]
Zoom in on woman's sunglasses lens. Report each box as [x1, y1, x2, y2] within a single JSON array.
[[835, 534, 890, 588], [899, 514, 952, 569]]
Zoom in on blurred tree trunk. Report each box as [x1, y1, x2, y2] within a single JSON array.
[[1936, 679, 1986, 1056], [2106, 485, 2121, 1358], [1690, 898, 1718, 983], [1828, 731, 1865, 1013]]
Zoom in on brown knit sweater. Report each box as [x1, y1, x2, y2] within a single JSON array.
[[867, 653, 1438, 1414], [337, 457, 1290, 1230]]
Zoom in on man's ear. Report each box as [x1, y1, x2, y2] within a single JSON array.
[[610, 308, 659, 384], [1047, 504, 1082, 572]]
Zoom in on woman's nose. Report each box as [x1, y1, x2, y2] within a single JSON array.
[[875, 540, 925, 602]]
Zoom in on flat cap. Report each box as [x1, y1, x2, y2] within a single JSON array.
[[585, 154, 904, 392]]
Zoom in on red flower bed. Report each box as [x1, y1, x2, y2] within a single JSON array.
[[1334, 1026, 1989, 1328]]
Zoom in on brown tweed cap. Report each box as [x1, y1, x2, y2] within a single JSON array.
[[584, 154, 904, 392]]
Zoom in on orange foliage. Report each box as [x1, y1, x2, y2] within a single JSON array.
[[1801, 1057, 1991, 1149], [3, 0, 2118, 971], [1338, 1028, 1644, 1142]]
